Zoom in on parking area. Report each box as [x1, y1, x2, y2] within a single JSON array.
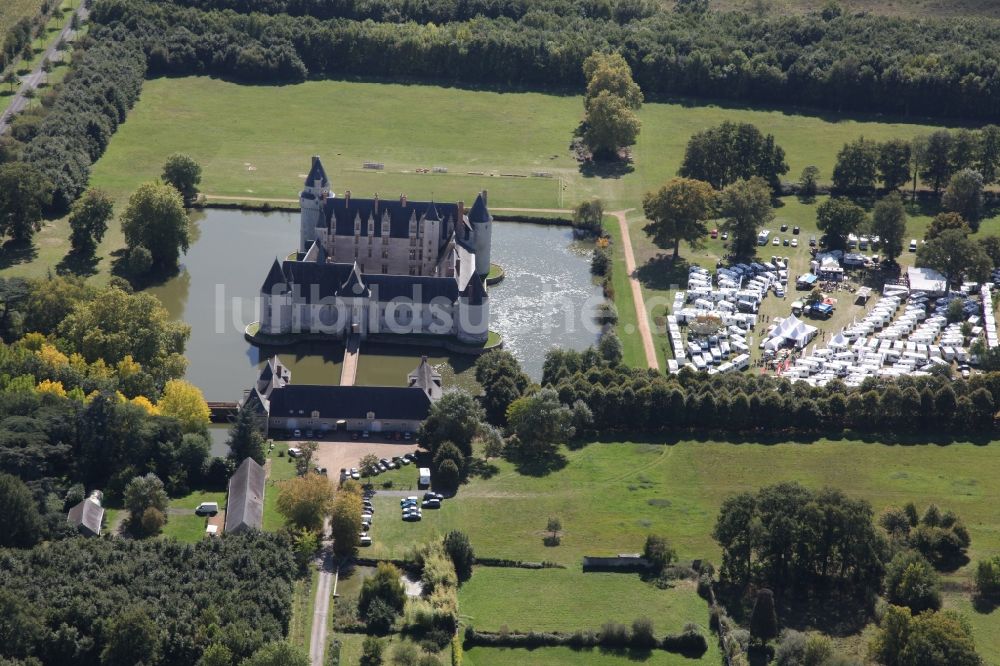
[[307, 441, 419, 483]]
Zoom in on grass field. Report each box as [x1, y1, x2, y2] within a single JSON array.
[[288, 568, 319, 653], [459, 568, 712, 636], [0, 0, 44, 38], [464, 645, 721, 666], [363, 438, 1000, 662], [334, 632, 453, 665], [3, 74, 960, 282], [263, 442, 297, 531]]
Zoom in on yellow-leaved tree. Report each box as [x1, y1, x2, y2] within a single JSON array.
[[157, 379, 210, 433], [277, 474, 336, 534]]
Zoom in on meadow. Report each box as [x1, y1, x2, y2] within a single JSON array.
[[0, 0, 44, 38], [6, 74, 962, 282]]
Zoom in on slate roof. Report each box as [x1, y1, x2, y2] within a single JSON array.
[[468, 192, 491, 224], [321, 197, 458, 245], [225, 458, 265, 534], [269, 385, 433, 421], [261, 258, 288, 295], [67, 496, 103, 537], [462, 272, 488, 306], [305, 155, 329, 189], [341, 262, 370, 298], [266, 260, 460, 304], [407, 357, 443, 400]]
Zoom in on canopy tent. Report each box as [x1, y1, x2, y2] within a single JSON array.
[[829, 331, 849, 350], [764, 314, 818, 350]]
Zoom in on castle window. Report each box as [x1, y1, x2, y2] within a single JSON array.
[[381, 249, 389, 259], [381, 264, 388, 273], [409, 266, 415, 276], [368, 247, 372, 258], [410, 237, 417, 247], [408, 249, 416, 260], [383, 235, 389, 245]]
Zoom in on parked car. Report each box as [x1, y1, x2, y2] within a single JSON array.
[[304, 430, 314, 439], [195, 502, 219, 516], [721, 231, 729, 240], [423, 492, 443, 501], [292, 429, 301, 439], [772, 237, 780, 246], [361, 431, 370, 439], [780, 223, 788, 231], [288, 447, 302, 458], [783, 238, 790, 246], [809, 236, 816, 247], [404, 432, 412, 440], [909, 239, 918, 252], [422, 499, 441, 509], [790, 238, 798, 248], [792, 226, 800, 234], [402, 513, 422, 522], [710, 228, 718, 239], [359, 534, 373, 546]]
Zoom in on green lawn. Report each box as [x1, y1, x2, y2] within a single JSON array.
[[7, 74, 964, 282], [362, 438, 1000, 661], [159, 488, 226, 543], [602, 215, 648, 369], [288, 568, 319, 653], [263, 442, 298, 531], [334, 632, 452, 665], [459, 568, 711, 635], [0, 0, 44, 38], [463, 645, 719, 666]]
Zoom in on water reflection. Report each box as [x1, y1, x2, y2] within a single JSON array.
[[150, 209, 601, 400]]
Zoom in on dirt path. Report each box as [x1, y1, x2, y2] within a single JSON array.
[[312, 441, 419, 480], [611, 210, 659, 370], [309, 554, 335, 665]]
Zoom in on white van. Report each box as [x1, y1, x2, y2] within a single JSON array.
[[909, 239, 918, 252]]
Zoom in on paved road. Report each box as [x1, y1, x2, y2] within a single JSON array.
[[309, 518, 336, 666], [0, 3, 88, 135], [612, 210, 659, 370]]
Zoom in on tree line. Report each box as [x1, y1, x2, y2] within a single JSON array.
[[90, 0, 1000, 121]]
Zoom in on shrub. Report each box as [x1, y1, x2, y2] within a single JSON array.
[[662, 626, 709, 656], [885, 550, 942, 612], [360, 636, 383, 666], [975, 555, 1000, 600], [630, 617, 657, 649], [443, 531, 474, 583], [598, 621, 629, 647]]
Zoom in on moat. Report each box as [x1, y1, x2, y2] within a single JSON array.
[[149, 209, 603, 401]]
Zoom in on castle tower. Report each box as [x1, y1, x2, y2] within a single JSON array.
[[467, 191, 492, 277], [260, 258, 291, 334], [300, 156, 332, 252], [340, 261, 371, 339], [456, 272, 489, 344]]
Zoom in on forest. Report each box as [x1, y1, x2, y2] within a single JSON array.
[[0, 532, 297, 665], [90, 0, 1000, 121]]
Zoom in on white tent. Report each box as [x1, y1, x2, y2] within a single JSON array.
[[829, 331, 848, 350], [765, 314, 818, 350]]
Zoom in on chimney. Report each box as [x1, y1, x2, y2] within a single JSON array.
[[345, 189, 351, 205], [401, 193, 407, 207], [374, 193, 379, 214], [482, 190, 488, 205], [458, 200, 465, 221]]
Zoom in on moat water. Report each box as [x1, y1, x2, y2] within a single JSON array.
[[149, 209, 602, 401]]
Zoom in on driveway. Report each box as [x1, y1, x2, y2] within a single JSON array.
[[311, 441, 419, 480]]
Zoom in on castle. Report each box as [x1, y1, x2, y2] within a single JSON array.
[[258, 156, 492, 344]]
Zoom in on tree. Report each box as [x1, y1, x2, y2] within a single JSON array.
[[917, 228, 992, 287], [158, 379, 210, 433], [294, 441, 318, 476], [598, 331, 623, 364], [583, 52, 643, 110], [359, 562, 406, 619], [869, 606, 980, 666], [0, 472, 41, 548], [572, 198, 604, 236], [975, 555, 1000, 601], [925, 212, 970, 240], [140, 506, 166, 537], [879, 139, 912, 191], [475, 350, 529, 426], [276, 473, 335, 533], [359, 453, 380, 478], [228, 404, 266, 465], [546, 516, 562, 545], [436, 459, 460, 491], [506, 388, 574, 461], [201, 643, 235, 665], [241, 641, 310, 666], [40, 57, 51, 85], [443, 530, 475, 582], [418, 390, 485, 458], [479, 424, 505, 459], [433, 441, 467, 477], [360, 636, 384, 666], [799, 166, 820, 199], [950, 128, 980, 171], [885, 551, 941, 613], [68, 188, 113, 254], [942, 169, 985, 229], [749, 589, 779, 645], [642, 177, 716, 260], [718, 176, 774, 257], [2, 71, 19, 94], [120, 181, 191, 270], [679, 121, 788, 190], [816, 197, 867, 250], [583, 90, 641, 159], [100, 606, 161, 666], [978, 236, 1000, 269], [162, 153, 203, 205], [330, 482, 363, 557], [0, 162, 52, 242], [869, 193, 907, 263], [643, 533, 677, 573], [920, 130, 953, 194], [124, 473, 168, 522], [832, 137, 879, 193], [978, 125, 1000, 185]]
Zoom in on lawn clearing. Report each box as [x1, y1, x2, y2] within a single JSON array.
[[463, 645, 719, 666], [288, 568, 319, 653], [458, 568, 710, 634], [8, 75, 959, 282], [263, 441, 298, 531], [333, 632, 452, 665], [0, 0, 44, 39], [160, 513, 208, 542]]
